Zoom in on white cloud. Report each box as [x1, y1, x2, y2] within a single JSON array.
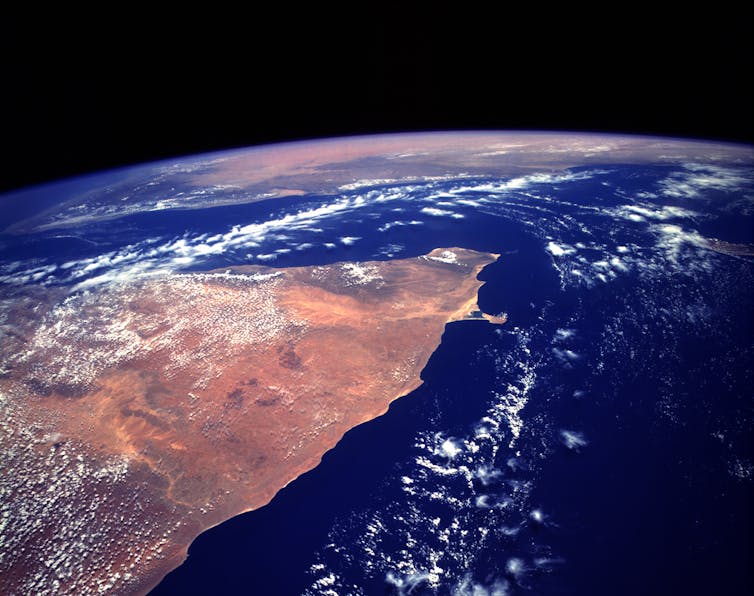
[[554, 328, 576, 341], [3, 165, 609, 290], [425, 250, 459, 264], [530, 508, 546, 524], [651, 223, 708, 264], [386, 571, 435, 595], [472, 465, 502, 486], [560, 429, 588, 451], [4, 193, 376, 288], [0, 264, 59, 285], [609, 256, 628, 272], [377, 220, 424, 232], [505, 557, 526, 580], [455, 198, 485, 207], [552, 347, 581, 364], [421, 207, 464, 218], [377, 243, 404, 257], [658, 163, 753, 199], [341, 262, 382, 286], [613, 204, 699, 222], [545, 241, 576, 257], [440, 438, 462, 459], [443, 169, 600, 198], [71, 260, 170, 291]]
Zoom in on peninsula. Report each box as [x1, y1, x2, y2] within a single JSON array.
[[0, 248, 499, 595]]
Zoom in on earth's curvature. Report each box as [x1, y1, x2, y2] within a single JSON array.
[[0, 132, 753, 595]]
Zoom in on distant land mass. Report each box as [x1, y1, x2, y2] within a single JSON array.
[[5, 132, 750, 237], [0, 247, 498, 594]]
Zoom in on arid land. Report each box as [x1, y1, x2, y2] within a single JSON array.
[[0, 247, 500, 595]]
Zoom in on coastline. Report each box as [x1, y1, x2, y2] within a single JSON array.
[[142, 249, 501, 594]]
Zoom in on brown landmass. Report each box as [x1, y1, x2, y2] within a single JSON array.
[[6, 132, 752, 235], [701, 237, 754, 258], [0, 247, 500, 595]]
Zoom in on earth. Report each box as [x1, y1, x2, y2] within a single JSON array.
[[0, 132, 753, 595]]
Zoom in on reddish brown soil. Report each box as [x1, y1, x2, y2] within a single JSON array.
[[0, 248, 499, 595]]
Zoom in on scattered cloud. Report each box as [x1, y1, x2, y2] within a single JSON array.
[[377, 220, 424, 232], [421, 207, 464, 219], [554, 328, 576, 342], [658, 164, 753, 199], [612, 204, 700, 222], [560, 430, 588, 451], [545, 242, 576, 257]]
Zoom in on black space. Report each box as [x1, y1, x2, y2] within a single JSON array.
[[1, 7, 752, 192]]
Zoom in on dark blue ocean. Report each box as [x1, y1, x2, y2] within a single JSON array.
[[2, 164, 752, 594], [150, 172, 752, 594]]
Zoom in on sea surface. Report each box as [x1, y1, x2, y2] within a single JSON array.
[[2, 163, 752, 594], [148, 192, 752, 594]]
